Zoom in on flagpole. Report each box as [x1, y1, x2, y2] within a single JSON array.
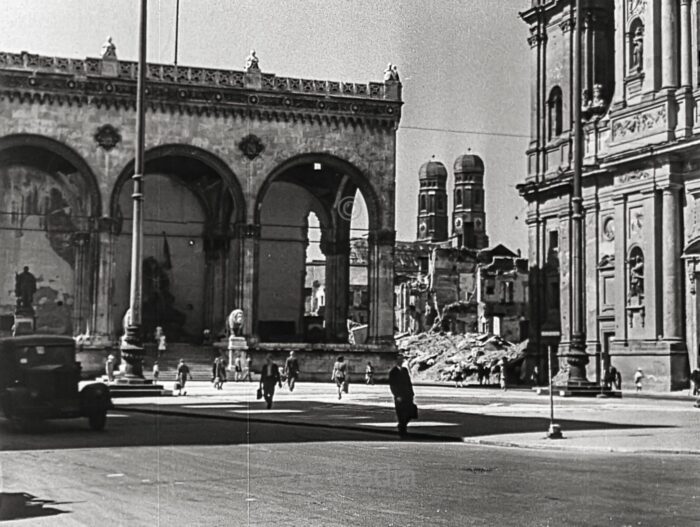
[[120, 0, 148, 379], [174, 0, 180, 65]]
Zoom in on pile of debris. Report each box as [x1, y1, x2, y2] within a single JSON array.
[[395, 332, 530, 384]]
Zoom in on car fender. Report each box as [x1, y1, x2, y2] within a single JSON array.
[[1, 387, 30, 418], [80, 382, 113, 414]]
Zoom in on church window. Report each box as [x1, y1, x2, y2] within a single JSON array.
[[455, 189, 462, 207], [474, 189, 482, 205], [547, 86, 563, 140], [437, 194, 445, 212], [429, 195, 435, 212], [420, 194, 426, 211], [465, 189, 472, 207]]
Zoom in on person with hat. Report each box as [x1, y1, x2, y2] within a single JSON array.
[[176, 359, 192, 396], [634, 367, 645, 392], [259, 354, 281, 409], [389, 352, 416, 437]]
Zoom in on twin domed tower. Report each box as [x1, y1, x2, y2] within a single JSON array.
[[416, 154, 488, 249]]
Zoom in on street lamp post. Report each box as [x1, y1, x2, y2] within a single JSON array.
[[568, 0, 589, 384], [119, 0, 148, 379]]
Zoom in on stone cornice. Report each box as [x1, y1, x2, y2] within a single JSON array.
[[0, 51, 403, 129]]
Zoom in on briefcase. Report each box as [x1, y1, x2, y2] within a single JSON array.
[[409, 402, 418, 420], [256, 387, 263, 400]]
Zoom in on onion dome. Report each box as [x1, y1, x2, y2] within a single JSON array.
[[453, 154, 485, 175], [418, 160, 448, 180]]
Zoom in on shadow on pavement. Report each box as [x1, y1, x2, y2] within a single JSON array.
[[0, 492, 69, 521], [0, 398, 672, 452]]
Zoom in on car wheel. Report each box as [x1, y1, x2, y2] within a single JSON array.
[[88, 410, 107, 431]]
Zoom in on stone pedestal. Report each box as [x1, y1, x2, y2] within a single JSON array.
[[12, 313, 35, 335], [227, 335, 248, 369]]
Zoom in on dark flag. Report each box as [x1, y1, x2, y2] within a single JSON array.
[[162, 231, 172, 270]]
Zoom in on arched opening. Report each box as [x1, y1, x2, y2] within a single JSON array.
[[0, 135, 101, 335], [111, 146, 243, 342], [255, 154, 378, 344], [547, 86, 563, 140], [628, 18, 644, 74]]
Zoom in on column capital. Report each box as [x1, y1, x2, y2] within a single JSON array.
[[368, 229, 396, 246], [659, 182, 683, 193], [234, 223, 261, 239]]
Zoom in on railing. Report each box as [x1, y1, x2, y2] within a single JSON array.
[[0, 51, 391, 100]]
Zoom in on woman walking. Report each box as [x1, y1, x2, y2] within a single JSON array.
[[331, 356, 348, 400]]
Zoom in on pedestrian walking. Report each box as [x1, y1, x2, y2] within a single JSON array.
[[499, 356, 508, 391], [389, 352, 416, 437], [365, 361, 375, 385], [105, 354, 115, 382], [212, 357, 227, 390], [259, 354, 281, 409], [176, 359, 192, 396], [155, 326, 167, 358], [243, 355, 253, 382], [634, 367, 645, 392], [234, 355, 243, 382], [284, 350, 300, 392], [331, 355, 348, 400], [152, 360, 159, 383], [690, 367, 700, 396]]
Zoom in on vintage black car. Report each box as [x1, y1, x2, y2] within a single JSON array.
[[0, 335, 113, 431]]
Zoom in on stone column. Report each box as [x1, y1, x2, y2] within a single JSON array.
[[322, 235, 350, 343], [681, 0, 693, 87], [367, 229, 396, 346], [93, 218, 118, 340], [662, 0, 679, 88], [662, 185, 682, 339], [71, 231, 94, 335], [239, 223, 260, 342]]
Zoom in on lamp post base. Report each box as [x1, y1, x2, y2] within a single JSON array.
[[546, 423, 563, 439]]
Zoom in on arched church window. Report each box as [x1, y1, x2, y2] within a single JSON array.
[[547, 86, 563, 140], [474, 189, 482, 205], [455, 189, 462, 207], [437, 194, 445, 212], [420, 194, 426, 211], [428, 195, 435, 213], [628, 19, 644, 73]]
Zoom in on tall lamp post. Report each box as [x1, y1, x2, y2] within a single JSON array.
[[120, 0, 148, 379], [568, 0, 589, 385]]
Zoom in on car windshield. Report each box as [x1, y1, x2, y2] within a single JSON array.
[[16, 345, 74, 367]]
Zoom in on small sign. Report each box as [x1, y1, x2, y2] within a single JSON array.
[[541, 330, 561, 337]]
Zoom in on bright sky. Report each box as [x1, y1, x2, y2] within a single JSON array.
[[1, 0, 531, 252]]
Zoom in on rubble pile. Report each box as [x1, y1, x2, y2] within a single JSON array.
[[396, 332, 529, 384]]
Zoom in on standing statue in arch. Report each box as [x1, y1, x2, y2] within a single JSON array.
[[629, 252, 644, 299], [15, 266, 37, 313], [632, 26, 644, 72]]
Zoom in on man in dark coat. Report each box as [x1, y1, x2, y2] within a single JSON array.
[[259, 354, 281, 409], [389, 352, 415, 436], [284, 350, 300, 392]]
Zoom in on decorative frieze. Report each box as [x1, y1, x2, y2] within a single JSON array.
[[611, 106, 666, 142], [617, 170, 651, 184]]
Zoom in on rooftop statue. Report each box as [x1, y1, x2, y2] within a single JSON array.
[[384, 62, 400, 82], [245, 50, 260, 72], [101, 36, 117, 60]]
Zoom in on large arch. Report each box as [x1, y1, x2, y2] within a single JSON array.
[[110, 144, 245, 225], [254, 153, 382, 230], [110, 144, 246, 341], [0, 133, 102, 335], [251, 153, 381, 343]]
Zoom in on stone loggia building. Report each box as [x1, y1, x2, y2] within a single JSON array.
[[0, 43, 402, 361], [520, 0, 698, 390]]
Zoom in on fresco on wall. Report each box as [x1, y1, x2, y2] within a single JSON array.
[[0, 165, 88, 333]]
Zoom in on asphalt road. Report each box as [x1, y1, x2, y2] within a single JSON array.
[[1, 410, 699, 526]]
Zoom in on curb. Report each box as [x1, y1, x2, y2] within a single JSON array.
[[461, 437, 700, 456], [115, 403, 699, 455], [116, 404, 463, 443]]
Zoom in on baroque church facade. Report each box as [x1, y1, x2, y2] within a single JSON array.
[[520, 0, 699, 390]]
